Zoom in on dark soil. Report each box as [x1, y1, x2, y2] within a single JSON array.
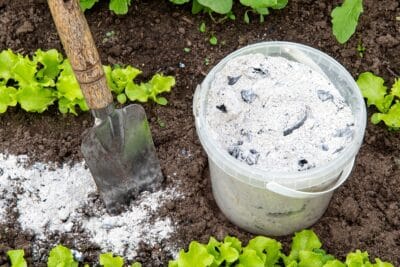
[[1, 0, 400, 266]]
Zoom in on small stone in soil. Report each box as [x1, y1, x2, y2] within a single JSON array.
[[228, 146, 242, 159], [216, 104, 227, 113], [317, 90, 334, 102], [227, 75, 241, 85], [241, 89, 257, 103]]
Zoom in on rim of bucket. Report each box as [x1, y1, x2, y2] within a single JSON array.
[[195, 41, 367, 186]]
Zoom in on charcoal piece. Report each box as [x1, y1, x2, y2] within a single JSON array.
[[333, 146, 344, 154], [228, 146, 242, 159], [246, 152, 260, 165], [236, 140, 244, 145], [252, 67, 267, 76], [241, 89, 257, 103], [240, 129, 252, 142], [216, 104, 227, 113], [317, 90, 334, 102], [227, 75, 241, 85], [321, 144, 329, 151], [249, 149, 258, 154], [283, 111, 308, 136], [298, 159, 308, 167], [333, 126, 353, 138]]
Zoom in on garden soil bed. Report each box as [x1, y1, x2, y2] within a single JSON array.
[[1, 0, 400, 266]]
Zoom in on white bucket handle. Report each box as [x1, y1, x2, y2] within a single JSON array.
[[265, 159, 355, 199]]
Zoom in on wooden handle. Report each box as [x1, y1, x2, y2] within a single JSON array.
[[48, 0, 113, 110]]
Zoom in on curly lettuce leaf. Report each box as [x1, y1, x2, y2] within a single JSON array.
[[125, 74, 175, 105], [0, 49, 18, 84], [34, 49, 63, 81], [17, 86, 56, 113], [99, 253, 124, 267], [246, 236, 282, 266], [47, 245, 78, 267], [237, 248, 264, 267], [357, 72, 392, 113], [80, 0, 99, 11], [197, 0, 232, 14], [390, 78, 400, 98], [109, 0, 131, 15], [7, 250, 27, 267], [111, 65, 141, 94], [0, 86, 17, 113], [323, 260, 346, 267], [284, 229, 322, 265], [224, 236, 242, 253], [12, 54, 38, 88], [371, 102, 400, 130], [331, 0, 363, 44], [169, 241, 214, 267]]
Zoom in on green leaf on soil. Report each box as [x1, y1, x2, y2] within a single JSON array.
[[99, 253, 124, 267], [169, 241, 214, 267], [209, 35, 218, 45], [0, 85, 17, 113], [80, 0, 99, 11], [7, 250, 27, 267], [331, 0, 363, 44], [109, 0, 131, 15], [197, 0, 233, 14], [357, 72, 392, 113], [47, 245, 78, 267]]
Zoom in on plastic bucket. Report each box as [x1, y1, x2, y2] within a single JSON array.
[[193, 42, 367, 236]]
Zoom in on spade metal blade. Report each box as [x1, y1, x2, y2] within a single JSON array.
[[81, 104, 163, 213]]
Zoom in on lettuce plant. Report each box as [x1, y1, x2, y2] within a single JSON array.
[[0, 49, 175, 115], [357, 72, 400, 130]]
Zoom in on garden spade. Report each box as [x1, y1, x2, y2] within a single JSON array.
[[48, 0, 163, 213]]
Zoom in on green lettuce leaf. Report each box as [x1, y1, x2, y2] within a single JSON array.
[[284, 229, 322, 265], [237, 248, 264, 267], [7, 249, 27, 267], [80, 0, 99, 11], [47, 245, 78, 267], [331, 0, 363, 44], [0, 86, 17, 113], [12, 54, 38, 88], [371, 102, 400, 130], [224, 236, 242, 253], [34, 49, 63, 81], [246, 236, 282, 266], [17, 86, 56, 113], [111, 65, 141, 94], [373, 258, 394, 267], [197, 0, 232, 14], [169, 241, 214, 267], [390, 78, 400, 98], [99, 253, 124, 267], [357, 72, 392, 113], [109, 0, 131, 15], [170, 0, 191, 4], [323, 260, 346, 267], [0, 49, 18, 84]]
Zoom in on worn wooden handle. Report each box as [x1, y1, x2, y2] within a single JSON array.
[[48, 0, 113, 110]]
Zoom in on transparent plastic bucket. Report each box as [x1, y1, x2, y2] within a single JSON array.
[[193, 42, 367, 236]]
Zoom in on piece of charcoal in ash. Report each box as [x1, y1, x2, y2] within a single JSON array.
[[216, 104, 227, 113], [333, 146, 344, 154], [227, 75, 241, 85], [333, 126, 353, 138], [317, 90, 334, 102], [298, 158, 308, 168], [249, 149, 258, 154], [236, 140, 244, 145], [246, 150, 260, 165], [283, 110, 308, 136], [228, 146, 242, 159], [252, 67, 268, 76], [321, 143, 329, 151], [240, 128, 252, 142], [241, 89, 257, 103]]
